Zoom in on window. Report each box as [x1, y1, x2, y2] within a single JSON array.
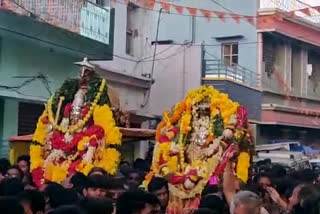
[[222, 43, 238, 66]]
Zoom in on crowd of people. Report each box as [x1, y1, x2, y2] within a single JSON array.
[[0, 155, 320, 214]]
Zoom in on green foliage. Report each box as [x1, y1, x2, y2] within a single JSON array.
[[213, 114, 224, 137], [51, 76, 110, 122], [52, 79, 79, 117], [87, 75, 110, 106]]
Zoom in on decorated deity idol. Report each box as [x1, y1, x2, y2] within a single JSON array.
[[30, 58, 122, 188], [144, 86, 254, 214]]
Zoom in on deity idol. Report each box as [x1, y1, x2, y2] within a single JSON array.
[[30, 58, 122, 188], [145, 86, 254, 214]]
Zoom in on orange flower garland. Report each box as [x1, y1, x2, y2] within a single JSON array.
[[148, 85, 253, 201], [30, 77, 122, 187]]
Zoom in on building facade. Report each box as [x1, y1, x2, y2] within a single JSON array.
[[0, 0, 114, 157], [145, 0, 320, 146]]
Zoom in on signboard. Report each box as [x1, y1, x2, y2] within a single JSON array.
[[80, 4, 110, 45]]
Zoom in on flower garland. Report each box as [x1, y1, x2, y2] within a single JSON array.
[[236, 152, 250, 183], [47, 79, 106, 134], [146, 86, 253, 201], [30, 77, 122, 187]]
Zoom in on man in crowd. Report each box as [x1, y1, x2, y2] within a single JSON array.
[[123, 168, 143, 191], [116, 190, 161, 214], [18, 190, 45, 214], [148, 177, 169, 214], [83, 175, 109, 199]]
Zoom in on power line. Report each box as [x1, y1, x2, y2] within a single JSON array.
[[112, 0, 257, 19]]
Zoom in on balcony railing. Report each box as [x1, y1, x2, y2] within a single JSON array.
[[1, 0, 111, 44], [260, 0, 320, 23], [202, 48, 260, 89]]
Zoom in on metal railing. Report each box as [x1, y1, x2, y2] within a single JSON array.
[[1, 0, 110, 44], [202, 48, 260, 89], [260, 0, 320, 23]]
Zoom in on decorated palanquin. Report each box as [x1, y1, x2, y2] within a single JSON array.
[[30, 58, 122, 188], [144, 86, 254, 214]]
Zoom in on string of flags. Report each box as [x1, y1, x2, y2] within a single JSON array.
[[112, 0, 320, 27]]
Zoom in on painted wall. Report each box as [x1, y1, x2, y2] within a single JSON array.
[[0, 36, 78, 101], [0, 35, 79, 157], [152, 0, 258, 72], [143, 45, 202, 116], [96, 3, 154, 77]]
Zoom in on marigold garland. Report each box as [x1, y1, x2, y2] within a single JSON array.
[[236, 152, 250, 183], [33, 112, 48, 145], [93, 105, 122, 145], [30, 76, 122, 188], [146, 85, 253, 203], [30, 145, 44, 170]]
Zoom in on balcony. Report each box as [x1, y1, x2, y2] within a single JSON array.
[[259, 0, 320, 23], [201, 47, 262, 120], [0, 0, 114, 59]]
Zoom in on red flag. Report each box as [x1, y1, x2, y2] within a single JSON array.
[[244, 16, 255, 26], [314, 6, 320, 13], [186, 7, 197, 16], [213, 11, 226, 22], [199, 9, 212, 21], [300, 7, 311, 16], [136, 0, 144, 6], [230, 14, 241, 24], [146, 0, 155, 9], [160, 1, 170, 13], [173, 4, 184, 14]]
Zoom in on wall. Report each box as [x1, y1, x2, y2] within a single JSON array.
[[0, 35, 79, 157], [152, 0, 258, 73], [96, 3, 154, 77], [0, 99, 18, 157], [0, 36, 78, 101], [143, 45, 202, 116]]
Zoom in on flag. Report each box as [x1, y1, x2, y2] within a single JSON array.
[[136, 0, 144, 6], [173, 4, 184, 14], [214, 11, 226, 22], [199, 9, 212, 22], [146, 0, 155, 9], [230, 14, 241, 24], [314, 6, 320, 13], [186, 7, 197, 16], [244, 16, 255, 26], [160, 1, 170, 13], [300, 7, 311, 16]]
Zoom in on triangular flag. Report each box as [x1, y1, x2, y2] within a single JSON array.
[[146, 0, 155, 9], [186, 7, 197, 16], [173, 4, 184, 14], [136, 0, 144, 6], [213, 11, 226, 22], [300, 7, 311, 16], [230, 14, 241, 24], [314, 6, 320, 13], [199, 9, 212, 22], [244, 16, 255, 26], [160, 1, 170, 13]]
